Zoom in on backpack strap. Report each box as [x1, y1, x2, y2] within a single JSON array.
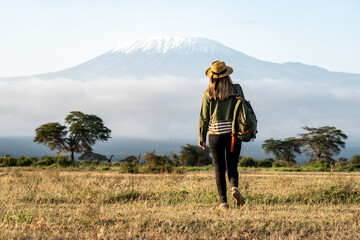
[[233, 84, 245, 99]]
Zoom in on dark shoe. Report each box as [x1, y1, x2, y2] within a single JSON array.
[[218, 203, 229, 210], [232, 188, 245, 206]]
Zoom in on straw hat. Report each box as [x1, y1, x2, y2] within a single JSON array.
[[205, 60, 233, 78]]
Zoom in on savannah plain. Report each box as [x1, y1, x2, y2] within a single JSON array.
[[1, 167, 359, 239]]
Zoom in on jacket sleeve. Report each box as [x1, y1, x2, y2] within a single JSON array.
[[199, 94, 210, 142]]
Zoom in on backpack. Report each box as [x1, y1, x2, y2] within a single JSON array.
[[231, 84, 258, 152]]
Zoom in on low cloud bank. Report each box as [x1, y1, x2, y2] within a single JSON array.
[[0, 76, 204, 139], [0, 76, 359, 148]]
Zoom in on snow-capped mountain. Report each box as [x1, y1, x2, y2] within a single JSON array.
[[111, 37, 234, 56], [3, 36, 360, 86], [37, 36, 252, 80]]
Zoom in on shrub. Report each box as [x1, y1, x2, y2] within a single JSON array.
[[304, 158, 332, 171], [0, 156, 17, 167], [118, 162, 139, 173], [349, 155, 360, 168], [239, 157, 257, 167], [273, 160, 295, 168], [335, 157, 348, 168], [273, 161, 286, 168], [55, 155, 71, 167], [179, 144, 212, 166], [102, 166, 110, 171], [315, 158, 331, 168], [36, 156, 55, 166], [257, 159, 273, 168], [141, 151, 175, 173], [169, 152, 182, 167], [80, 160, 91, 167], [143, 151, 171, 165], [17, 156, 37, 166]]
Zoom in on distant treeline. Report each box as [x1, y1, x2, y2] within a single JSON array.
[[1, 143, 360, 172]]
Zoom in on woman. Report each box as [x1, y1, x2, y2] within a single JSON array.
[[199, 60, 245, 209]]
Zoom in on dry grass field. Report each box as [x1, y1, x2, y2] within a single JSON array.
[[1, 168, 360, 239]]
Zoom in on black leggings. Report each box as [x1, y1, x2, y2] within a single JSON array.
[[209, 133, 242, 204]]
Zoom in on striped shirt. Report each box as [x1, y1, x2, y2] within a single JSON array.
[[208, 120, 232, 135]]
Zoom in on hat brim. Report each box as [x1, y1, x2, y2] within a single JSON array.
[[205, 66, 233, 78]]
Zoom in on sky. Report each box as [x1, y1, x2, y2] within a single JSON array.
[[1, 0, 360, 77]]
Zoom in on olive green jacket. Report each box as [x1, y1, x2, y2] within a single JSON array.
[[198, 84, 245, 142]]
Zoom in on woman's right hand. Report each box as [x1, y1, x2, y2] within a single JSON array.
[[199, 141, 206, 150]]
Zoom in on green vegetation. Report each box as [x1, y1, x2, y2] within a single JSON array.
[[239, 157, 257, 167], [350, 155, 360, 168], [300, 126, 348, 162], [33, 111, 111, 163], [257, 158, 273, 168], [179, 144, 212, 166], [1, 152, 360, 172], [262, 137, 301, 164], [0, 156, 17, 167]]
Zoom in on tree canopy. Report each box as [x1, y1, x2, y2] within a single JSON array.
[[299, 126, 347, 162], [261, 137, 301, 163], [34, 111, 111, 162]]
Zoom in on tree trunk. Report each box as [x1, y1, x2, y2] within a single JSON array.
[[70, 151, 75, 163]]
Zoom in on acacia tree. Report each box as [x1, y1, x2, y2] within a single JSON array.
[[33, 111, 111, 163], [299, 126, 347, 162], [261, 137, 301, 163]]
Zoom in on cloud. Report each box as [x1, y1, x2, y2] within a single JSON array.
[[0, 76, 206, 139], [241, 78, 360, 140], [0, 76, 359, 147]]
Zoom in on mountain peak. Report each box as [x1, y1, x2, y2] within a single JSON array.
[[111, 37, 233, 55]]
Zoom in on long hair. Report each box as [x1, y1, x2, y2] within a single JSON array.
[[204, 76, 234, 101]]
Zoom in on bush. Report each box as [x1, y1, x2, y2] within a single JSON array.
[[140, 151, 175, 173], [239, 157, 257, 167], [315, 158, 331, 168], [179, 144, 212, 166], [304, 158, 332, 171], [55, 155, 71, 167], [118, 162, 139, 173], [349, 155, 360, 168], [36, 156, 55, 166], [92, 160, 100, 165], [0, 156, 17, 167], [143, 151, 172, 166], [80, 160, 91, 167], [273, 161, 286, 168], [17, 156, 37, 166], [335, 157, 348, 168], [257, 159, 273, 168]]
